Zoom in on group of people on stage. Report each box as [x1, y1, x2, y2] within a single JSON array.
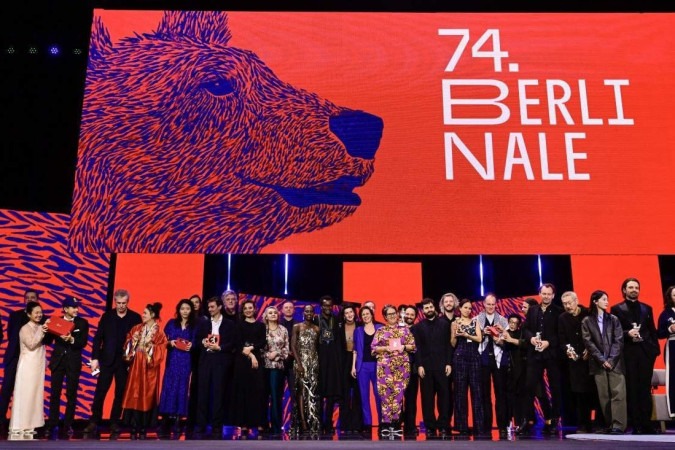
[[1, 277, 674, 440]]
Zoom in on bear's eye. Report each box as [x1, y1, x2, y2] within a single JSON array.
[[201, 78, 235, 97]]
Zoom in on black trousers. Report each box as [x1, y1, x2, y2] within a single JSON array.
[[481, 359, 509, 430], [525, 357, 561, 421], [403, 368, 419, 430], [339, 354, 362, 431], [419, 369, 449, 430], [186, 356, 200, 428], [196, 354, 231, 430], [624, 349, 656, 430], [0, 358, 18, 421], [48, 356, 82, 428], [89, 359, 129, 425]]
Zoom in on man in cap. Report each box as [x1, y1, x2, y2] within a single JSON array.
[[44, 296, 90, 439]]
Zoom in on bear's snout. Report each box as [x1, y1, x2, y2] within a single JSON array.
[[329, 111, 383, 160]]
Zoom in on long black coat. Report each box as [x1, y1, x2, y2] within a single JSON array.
[[558, 307, 593, 392]]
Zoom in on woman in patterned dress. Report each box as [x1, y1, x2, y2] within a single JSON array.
[[158, 299, 196, 437], [371, 304, 416, 433], [121, 302, 168, 440], [263, 305, 289, 435], [291, 304, 320, 436], [451, 298, 485, 436]]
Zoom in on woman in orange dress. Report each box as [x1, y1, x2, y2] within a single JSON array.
[[122, 302, 168, 439]]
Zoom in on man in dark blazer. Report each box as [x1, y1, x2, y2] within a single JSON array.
[[83, 289, 141, 439], [521, 283, 563, 435], [193, 296, 235, 440], [609, 277, 660, 434], [0, 289, 40, 430], [412, 298, 453, 437], [44, 296, 90, 439], [582, 289, 626, 434]]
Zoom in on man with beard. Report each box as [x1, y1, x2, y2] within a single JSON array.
[[402, 305, 419, 435], [437, 293, 458, 430], [412, 298, 452, 437], [476, 293, 510, 438], [610, 278, 660, 434], [558, 291, 595, 433]]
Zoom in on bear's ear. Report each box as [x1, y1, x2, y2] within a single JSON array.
[[89, 15, 113, 63], [154, 11, 231, 46]]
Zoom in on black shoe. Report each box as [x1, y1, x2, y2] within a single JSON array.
[[641, 426, 658, 435], [499, 428, 508, 439], [83, 422, 98, 437], [542, 422, 558, 436], [426, 428, 437, 437], [58, 427, 74, 440], [516, 421, 533, 436], [130, 429, 138, 440], [609, 428, 623, 435]]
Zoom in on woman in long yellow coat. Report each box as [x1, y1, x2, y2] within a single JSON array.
[[122, 302, 168, 439]]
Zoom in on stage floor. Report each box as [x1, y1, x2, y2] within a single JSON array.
[[1, 428, 674, 449]]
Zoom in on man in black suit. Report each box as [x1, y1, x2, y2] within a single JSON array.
[[83, 289, 141, 439], [412, 298, 452, 437], [193, 296, 235, 440], [610, 277, 660, 434], [520, 283, 563, 435], [0, 289, 40, 430], [45, 296, 90, 439]]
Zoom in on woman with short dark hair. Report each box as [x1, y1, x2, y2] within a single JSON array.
[[371, 304, 416, 435]]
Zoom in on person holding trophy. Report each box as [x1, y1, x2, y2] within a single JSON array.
[[610, 278, 660, 434], [371, 304, 416, 436]]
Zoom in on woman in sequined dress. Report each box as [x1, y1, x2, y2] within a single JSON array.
[[291, 304, 320, 436]]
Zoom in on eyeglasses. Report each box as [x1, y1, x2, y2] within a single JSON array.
[[385, 312, 398, 317]]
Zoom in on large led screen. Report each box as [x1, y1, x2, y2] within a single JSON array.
[[71, 11, 675, 254]]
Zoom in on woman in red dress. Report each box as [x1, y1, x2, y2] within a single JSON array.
[[122, 302, 168, 439]]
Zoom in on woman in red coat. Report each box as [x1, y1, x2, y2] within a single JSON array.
[[122, 302, 168, 439]]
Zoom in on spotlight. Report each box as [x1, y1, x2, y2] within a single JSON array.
[[49, 45, 60, 55], [73, 48, 82, 55], [28, 47, 37, 54], [6, 46, 15, 54]]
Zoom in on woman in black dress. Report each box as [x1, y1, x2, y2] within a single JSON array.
[[233, 300, 267, 438]]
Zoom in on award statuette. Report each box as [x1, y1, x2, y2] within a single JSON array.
[[388, 338, 402, 352], [535, 332, 544, 351], [631, 323, 643, 342], [566, 344, 579, 361]]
